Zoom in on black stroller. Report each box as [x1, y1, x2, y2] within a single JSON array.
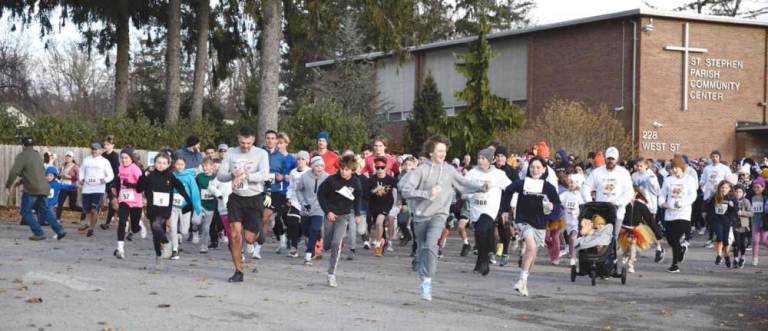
[[570, 202, 627, 286]]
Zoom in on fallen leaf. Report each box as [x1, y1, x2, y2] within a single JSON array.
[[157, 304, 171, 308], [148, 292, 158, 295], [26, 297, 43, 303]]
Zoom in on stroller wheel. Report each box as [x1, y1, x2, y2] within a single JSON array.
[[589, 269, 596, 286], [570, 266, 577, 282], [621, 266, 627, 285]]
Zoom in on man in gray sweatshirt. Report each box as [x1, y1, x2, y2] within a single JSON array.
[[294, 156, 329, 265], [398, 134, 487, 301]]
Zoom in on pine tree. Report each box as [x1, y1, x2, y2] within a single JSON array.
[[406, 73, 445, 154], [445, 19, 523, 154]]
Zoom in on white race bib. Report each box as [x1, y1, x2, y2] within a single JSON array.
[[120, 190, 135, 201], [201, 189, 214, 200], [753, 203, 764, 213], [173, 194, 184, 207], [85, 176, 99, 185], [523, 178, 544, 194], [715, 203, 728, 215], [153, 192, 170, 207], [565, 201, 578, 215], [48, 189, 54, 199], [234, 180, 249, 191]]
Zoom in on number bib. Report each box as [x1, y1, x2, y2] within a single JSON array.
[[153, 192, 170, 207], [714, 203, 728, 215], [234, 180, 249, 191], [85, 176, 99, 185], [565, 201, 578, 215], [172, 195, 184, 207], [48, 189, 54, 199], [61, 179, 72, 185], [120, 190, 135, 201], [753, 203, 764, 213], [201, 189, 214, 200]]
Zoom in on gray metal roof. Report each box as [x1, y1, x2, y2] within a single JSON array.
[[306, 8, 768, 68]]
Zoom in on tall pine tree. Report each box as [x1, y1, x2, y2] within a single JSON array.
[[406, 73, 445, 154]]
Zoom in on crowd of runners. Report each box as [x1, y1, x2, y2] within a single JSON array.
[[5, 129, 768, 301]]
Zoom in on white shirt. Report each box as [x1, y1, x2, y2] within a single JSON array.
[[632, 170, 660, 214], [700, 163, 731, 200], [78, 155, 114, 194], [659, 174, 698, 221], [287, 167, 310, 207], [581, 165, 634, 221], [559, 190, 584, 229], [463, 167, 511, 222]]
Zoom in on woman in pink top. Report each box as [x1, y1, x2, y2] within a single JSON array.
[[114, 147, 146, 259]]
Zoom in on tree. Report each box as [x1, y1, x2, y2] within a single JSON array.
[[257, 0, 282, 141], [281, 102, 369, 153], [405, 73, 445, 154], [190, 0, 210, 120], [453, 0, 534, 36], [445, 21, 523, 154], [165, 0, 182, 124]]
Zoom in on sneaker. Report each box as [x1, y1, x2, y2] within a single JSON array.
[[304, 253, 313, 266], [460, 243, 471, 257], [327, 274, 338, 288], [228, 271, 243, 283], [78, 224, 90, 232], [155, 257, 164, 270], [514, 279, 529, 297], [499, 255, 510, 267], [489, 254, 497, 265], [654, 248, 665, 263], [114, 249, 125, 259], [715, 256, 722, 265], [29, 234, 46, 241], [252, 245, 262, 260], [86, 229, 94, 237], [698, 227, 706, 235], [200, 245, 208, 254], [346, 249, 356, 261], [738, 258, 745, 269], [681, 240, 690, 248], [100, 224, 110, 230], [363, 241, 371, 250], [551, 259, 560, 265], [438, 250, 444, 260], [420, 279, 432, 301], [192, 233, 200, 244], [667, 265, 680, 273], [705, 240, 714, 249], [171, 251, 180, 260], [679, 246, 687, 263], [139, 221, 147, 239], [569, 257, 577, 266], [126, 232, 133, 242], [386, 243, 395, 253], [724, 256, 732, 268], [246, 244, 255, 255], [753, 257, 759, 266], [627, 265, 635, 273], [288, 249, 299, 258], [56, 232, 66, 240]]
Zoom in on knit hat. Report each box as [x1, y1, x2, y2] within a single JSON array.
[[478, 148, 495, 163], [726, 173, 738, 185], [671, 155, 686, 172], [594, 151, 605, 167], [536, 142, 551, 159], [311, 156, 325, 168], [90, 142, 103, 150], [45, 166, 58, 177], [317, 131, 330, 142], [120, 147, 135, 158], [495, 146, 508, 158], [217, 144, 229, 152], [20, 136, 33, 146], [296, 150, 310, 161], [753, 176, 765, 188], [186, 135, 200, 148]]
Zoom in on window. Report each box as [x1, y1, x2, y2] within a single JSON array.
[[388, 112, 402, 121]]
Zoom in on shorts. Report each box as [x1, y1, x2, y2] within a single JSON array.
[[711, 221, 731, 243], [268, 193, 286, 211], [82, 193, 104, 213], [516, 222, 546, 248], [227, 194, 265, 234]]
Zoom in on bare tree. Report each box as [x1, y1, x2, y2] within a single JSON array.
[[165, 0, 182, 124], [190, 0, 210, 120], [257, 0, 282, 140]]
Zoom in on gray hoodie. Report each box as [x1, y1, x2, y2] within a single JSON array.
[[294, 169, 329, 217], [398, 160, 484, 221]]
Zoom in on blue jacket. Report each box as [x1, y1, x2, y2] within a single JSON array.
[[175, 147, 204, 170], [173, 169, 203, 215], [281, 154, 297, 195], [265, 147, 286, 194], [47, 180, 77, 208]]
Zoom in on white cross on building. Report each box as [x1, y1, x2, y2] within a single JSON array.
[[664, 22, 708, 112]]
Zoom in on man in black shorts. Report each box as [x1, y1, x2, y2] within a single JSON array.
[[217, 127, 271, 282]]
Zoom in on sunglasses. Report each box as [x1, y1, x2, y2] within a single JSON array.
[[375, 166, 386, 170]]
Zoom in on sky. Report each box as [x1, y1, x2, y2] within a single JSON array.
[[2, 0, 767, 58]]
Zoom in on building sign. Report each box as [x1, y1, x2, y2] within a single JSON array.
[[640, 130, 681, 152]]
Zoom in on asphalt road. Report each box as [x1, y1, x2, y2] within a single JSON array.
[[1, 217, 767, 331]]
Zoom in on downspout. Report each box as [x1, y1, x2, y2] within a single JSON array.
[[631, 19, 638, 156]]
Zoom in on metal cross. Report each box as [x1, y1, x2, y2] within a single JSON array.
[[664, 22, 708, 112]]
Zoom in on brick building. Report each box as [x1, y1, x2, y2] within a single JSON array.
[[306, 8, 768, 161]]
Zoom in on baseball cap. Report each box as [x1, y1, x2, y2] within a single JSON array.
[[217, 144, 229, 152], [605, 147, 619, 160], [91, 142, 103, 150]]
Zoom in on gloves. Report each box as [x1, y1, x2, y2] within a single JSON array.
[[263, 194, 272, 208]]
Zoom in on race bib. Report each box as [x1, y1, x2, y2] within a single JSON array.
[[523, 178, 544, 194], [234, 180, 249, 191], [61, 179, 72, 185], [153, 192, 170, 207], [753, 203, 764, 213], [336, 186, 356, 200], [201, 189, 214, 200], [172, 194, 184, 207], [85, 176, 99, 185], [565, 201, 578, 215], [714, 203, 728, 215], [48, 189, 54, 199], [120, 190, 135, 201]]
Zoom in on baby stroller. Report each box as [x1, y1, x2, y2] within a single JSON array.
[[570, 202, 627, 286]]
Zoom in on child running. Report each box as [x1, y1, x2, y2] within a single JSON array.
[[169, 157, 203, 260], [706, 180, 738, 268], [751, 178, 767, 266], [114, 147, 146, 259], [733, 184, 752, 268], [559, 174, 584, 266], [196, 157, 218, 254]]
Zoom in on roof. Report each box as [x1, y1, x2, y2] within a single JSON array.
[[306, 8, 768, 68]]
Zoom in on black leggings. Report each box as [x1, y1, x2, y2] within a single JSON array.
[[665, 220, 690, 266], [733, 231, 748, 258], [284, 206, 302, 249], [150, 216, 169, 256], [56, 190, 81, 219], [105, 187, 117, 224], [210, 210, 223, 245], [495, 218, 511, 255], [117, 203, 142, 241], [475, 214, 494, 265]]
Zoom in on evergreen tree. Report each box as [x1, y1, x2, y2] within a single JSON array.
[[406, 73, 445, 154], [445, 19, 523, 154]]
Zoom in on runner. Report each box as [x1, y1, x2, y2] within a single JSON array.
[[658, 155, 698, 273], [137, 153, 193, 270], [706, 180, 738, 268], [217, 127, 271, 282], [255, 130, 284, 259], [196, 157, 218, 254], [362, 136, 399, 177], [176, 135, 204, 170], [701, 150, 732, 248], [581, 147, 634, 239], [559, 174, 584, 266], [364, 156, 398, 257], [631, 158, 665, 262], [316, 154, 363, 287], [313, 131, 340, 175], [114, 147, 145, 259], [43, 167, 77, 228], [274, 132, 297, 254], [463, 148, 512, 275], [167, 157, 202, 260], [751, 178, 767, 266], [100, 136, 121, 230], [502, 156, 562, 297], [294, 156, 329, 265], [733, 184, 752, 268], [78, 142, 115, 237], [56, 151, 81, 220], [286, 151, 310, 258], [399, 134, 488, 301], [619, 188, 662, 273]]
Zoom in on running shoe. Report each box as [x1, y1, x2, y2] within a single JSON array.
[[569, 257, 577, 266], [411, 258, 418, 272], [100, 224, 110, 230], [245, 244, 254, 255], [715, 255, 722, 265], [114, 249, 125, 259], [724, 256, 731, 268], [514, 279, 528, 297], [139, 221, 147, 238], [738, 258, 745, 269], [705, 240, 714, 249], [346, 249, 355, 261], [29, 234, 46, 241], [753, 257, 759, 266], [252, 244, 262, 260], [679, 246, 687, 263], [363, 241, 371, 250], [654, 248, 665, 263], [86, 229, 94, 237], [327, 274, 337, 288], [78, 224, 90, 232], [192, 232, 200, 244], [126, 232, 133, 242], [228, 271, 243, 283], [171, 251, 180, 260], [420, 279, 432, 301], [288, 249, 299, 258], [479, 262, 490, 276], [551, 259, 560, 265], [460, 243, 471, 257], [386, 241, 395, 252], [489, 254, 497, 265], [667, 265, 680, 273], [697, 228, 706, 235], [628, 265, 635, 273], [438, 250, 444, 260], [304, 253, 313, 266], [200, 245, 208, 254], [55, 232, 66, 240], [499, 255, 510, 267]]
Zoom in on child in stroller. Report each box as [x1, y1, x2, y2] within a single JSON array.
[[570, 202, 628, 286]]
